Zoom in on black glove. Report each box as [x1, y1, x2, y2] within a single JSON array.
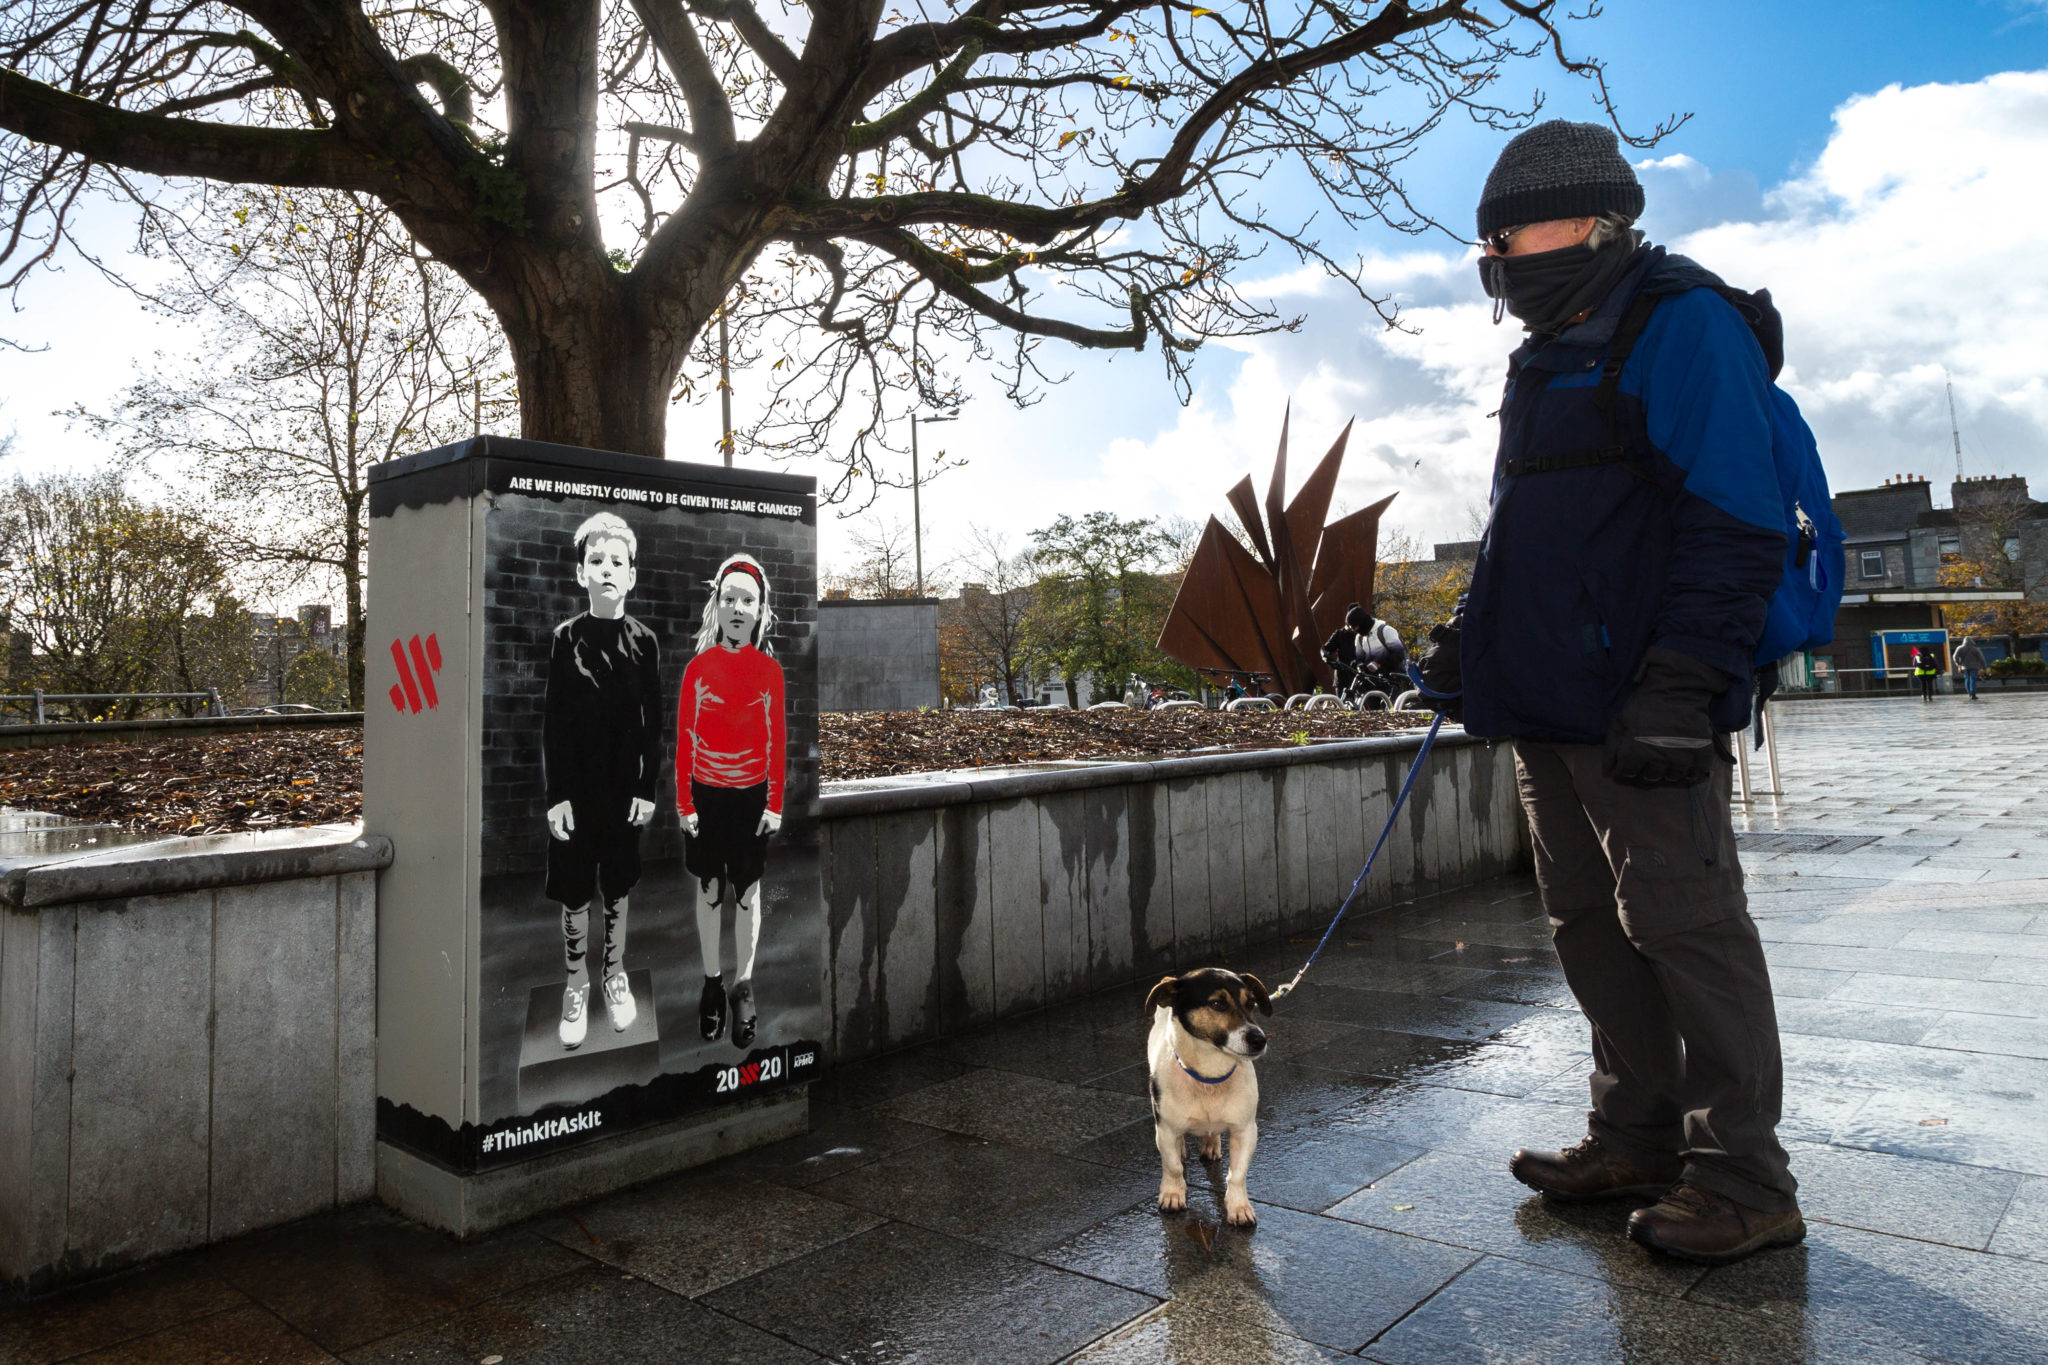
[[1413, 610, 1463, 721], [1604, 647, 1729, 788]]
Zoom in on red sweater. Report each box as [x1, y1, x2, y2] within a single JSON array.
[[675, 644, 785, 814]]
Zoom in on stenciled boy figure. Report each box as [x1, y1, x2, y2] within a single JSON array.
[[676, 552, 786, 1049], [543, 511, 663, 1050]]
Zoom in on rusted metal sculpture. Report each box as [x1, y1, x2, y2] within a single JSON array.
[[1158, 410, 1395, 695]]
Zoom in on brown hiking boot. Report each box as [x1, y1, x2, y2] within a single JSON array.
[[1509, 1134, 1679, 1203], [1627, 1181, 1806, 1265]]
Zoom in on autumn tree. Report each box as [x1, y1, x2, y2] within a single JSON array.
[[1, 3, 1656, 487], [943, 525, 1035, 704], [1372, 525, 1469, 640], [1940, 484, 2048, 661], [1026, 510, 1175, 707], [79, 187, 512, 709], [0, 473, 235, 717]]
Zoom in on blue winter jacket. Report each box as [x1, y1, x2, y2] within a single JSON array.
[[1461, 247, 1787, 744]]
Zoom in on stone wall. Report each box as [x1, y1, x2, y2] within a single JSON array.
[[0, 824, 390, 1293], [817, 599, 940, 712], [818, 730, 1528, 1061]]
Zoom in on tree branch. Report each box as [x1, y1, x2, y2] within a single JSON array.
[[630, 0, 736, 151], [687, 0, 803, 87], [0, 67, 380, 189], [859, 226, 1147, 351]]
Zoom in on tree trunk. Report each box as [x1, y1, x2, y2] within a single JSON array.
[[500, 288, 680, 455], [343, 515, 366, 712]]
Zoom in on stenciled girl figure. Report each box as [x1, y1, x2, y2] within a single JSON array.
[[675, 553, 786, 1048]]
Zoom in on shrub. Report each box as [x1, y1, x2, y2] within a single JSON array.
[[1985, 655, 2047, 677]]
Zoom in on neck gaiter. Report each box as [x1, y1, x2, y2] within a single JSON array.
[[1479, 231, 1643, 334]]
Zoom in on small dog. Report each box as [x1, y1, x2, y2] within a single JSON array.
[[1144, 968, 1273, 1226]]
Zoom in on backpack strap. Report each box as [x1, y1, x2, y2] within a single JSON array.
[[1501, 290, 1665, 480]]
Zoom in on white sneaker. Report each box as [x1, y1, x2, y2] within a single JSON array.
[[559, 983, 589, 1050], [604, 971, 637, 1032]]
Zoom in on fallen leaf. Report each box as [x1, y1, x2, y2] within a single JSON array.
[[1918, 1117, 1949, 1127], [1182, 1220, 1216, 1251], [1392, 1204, 1415, 1212]]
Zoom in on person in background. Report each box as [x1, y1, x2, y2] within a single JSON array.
[[1953, 637, 1986, 702], [1321, 603, 1407, 697], [1913, 646, 1939, 702]]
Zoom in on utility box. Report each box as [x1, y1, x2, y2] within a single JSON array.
[[365, 437, 820, 1233]]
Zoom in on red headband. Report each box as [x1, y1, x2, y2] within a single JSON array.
[[719, 561, 766, 594]]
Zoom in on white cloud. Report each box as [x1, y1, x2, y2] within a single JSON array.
[[973, 65, 2048, 563]]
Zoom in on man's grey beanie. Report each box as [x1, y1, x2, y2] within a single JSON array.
[[1476, 120, 1644, 238]]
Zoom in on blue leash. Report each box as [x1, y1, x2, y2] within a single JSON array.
[[1269, 664, 1458, 1001]]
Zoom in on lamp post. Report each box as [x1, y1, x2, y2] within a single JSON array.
[[910, 411, 956, 597], [718, 309, 734, 467]]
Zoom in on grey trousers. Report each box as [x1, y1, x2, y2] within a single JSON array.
[[1514, 741, 1797, 1212]]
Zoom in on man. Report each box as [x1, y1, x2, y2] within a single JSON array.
[[1954, 637, 1987, 701], [1321, 603, 1407, 701], [1416, 121, 1802, 1265]]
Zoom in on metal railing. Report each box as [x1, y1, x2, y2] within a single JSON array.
[[0, 688, 225, 725]]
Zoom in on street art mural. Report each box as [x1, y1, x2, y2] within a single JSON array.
[[367, 440, 820, 1177], [1158, 410, 1395, 696]]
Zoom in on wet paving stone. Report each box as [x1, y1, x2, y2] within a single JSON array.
[[808, 1132, 1159, 1255], [877, 1066, 1151, 1151], [1293, 1033, 1585, 1099], [703, 1221, 1155, 1365], [1690, 1219, 2048, 1364], [1772, 997, 1945, 1046], [1445, 970, 1579, 1008], [1337, 1082, 1588, 1164], [531, 1173, 884, 1298], [1275, 984, 1536, 1042], [1325, 1149, 1704, 1296], [1987, 1174, 2048, 1261], [1066, 1298, 1350, 1364], [0, 1260, 247, 1365], [202, 1206, 586, 1353], [802, 1050, 978, 1110], [70, 1303, 336, 1363], [925, 1015, 1146, 1085], [1036, 1200, 1475, 1354], [1787, 1141, 2021, 1249], [1359, 1254, 1923, 1365], [343, 1265, 824, 1364], [1761, 965, 1854, 999], [708, 1106, 947, 1187], [1422, 940, 1565, 978], [1828, 1085, 2048, 1177], [1917, 1011, 2048, 1058], [1289, 957, 1498, 998]]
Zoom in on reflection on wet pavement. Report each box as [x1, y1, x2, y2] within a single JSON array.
[[8, 697, 2048, 1361]]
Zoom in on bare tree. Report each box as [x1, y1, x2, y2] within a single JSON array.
[[1, 3, 1661, 489], [944, 524, 1035, 703], [76, 187, 512, 709], [823, 516, 943, 598]]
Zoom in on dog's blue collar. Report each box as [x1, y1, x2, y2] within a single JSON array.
[[1173, 1046, 1238, 1085]]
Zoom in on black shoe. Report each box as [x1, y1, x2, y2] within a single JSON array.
[[730, 980, 757, 1048], [700, 974, 727, 1040]]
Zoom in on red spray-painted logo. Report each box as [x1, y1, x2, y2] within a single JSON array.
[[389, 633, 443, 713]]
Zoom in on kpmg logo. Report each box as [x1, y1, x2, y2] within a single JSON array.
[[389, 633, 443, 713]]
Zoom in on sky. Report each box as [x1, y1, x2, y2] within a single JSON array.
[[4, 0, 2048, 597]]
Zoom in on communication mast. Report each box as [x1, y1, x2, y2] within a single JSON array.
[[1946, 376, 1964, 483]]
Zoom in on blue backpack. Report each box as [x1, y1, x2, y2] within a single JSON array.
[[1599, 284, 1845, 668]]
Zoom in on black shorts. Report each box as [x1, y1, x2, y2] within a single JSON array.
[[545, 796, 642, 907], [685, 781, 771, 895]]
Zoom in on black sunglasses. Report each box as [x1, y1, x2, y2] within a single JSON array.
[[1479, 224, 1527, 255]]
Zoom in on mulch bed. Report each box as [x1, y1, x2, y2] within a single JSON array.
[[0, 707, 1426, 836], [0, 731, 363, 837], [819, 706, 1426, 781]]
